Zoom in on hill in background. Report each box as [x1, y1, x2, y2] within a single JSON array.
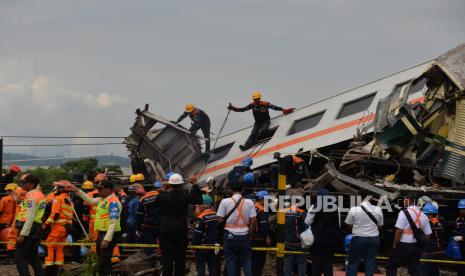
[[3, 152, 131, 167]]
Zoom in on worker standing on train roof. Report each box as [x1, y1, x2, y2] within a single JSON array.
[[14, 174, 46, 276], [176, 104, 211, 153], [56, 179, 122, 276], [43, 184, 74, 274], [0, 183, 18, 230], [1, 164, 21, 194], [228, 92, 294, 151]]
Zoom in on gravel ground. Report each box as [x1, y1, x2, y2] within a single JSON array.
[[0, 262, 459, 275]]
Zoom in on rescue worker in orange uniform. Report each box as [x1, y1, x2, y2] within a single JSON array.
[[0, 185, 23, 265], [43, 184, 74, 274], [0, 183, 18, 230], [228, 92, 294, 150], [14, 174, 46, 276], [55, 179, 123, 276]]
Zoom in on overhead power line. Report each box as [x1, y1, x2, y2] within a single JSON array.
[[3, 142, 124, 147], [0, 135, 126, 139]]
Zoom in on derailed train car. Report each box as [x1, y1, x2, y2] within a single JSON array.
[[126, 42, 465, 195]]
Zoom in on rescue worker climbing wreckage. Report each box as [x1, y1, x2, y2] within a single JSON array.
[[55, 178, 123, 276], [228, 91, 294, 151], [14, 174, 46, 276], [42, 184, 74, 275], [176, 103, 212, 153]]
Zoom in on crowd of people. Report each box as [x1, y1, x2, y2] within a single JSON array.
[[1, 159, 465, 276]]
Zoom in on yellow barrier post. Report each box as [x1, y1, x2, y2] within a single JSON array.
[[276, 158, 286, 276]]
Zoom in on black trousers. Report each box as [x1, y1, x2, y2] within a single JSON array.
[[244, 121, 270, 148], [190, 123, 211, 152], [15, 223, 44, 276], [159, 230, 188, 276], [385, 242, 422, 276], [252, 240, 267, 276], [96, 231, 121, 276], [311, 243, 335, 276]]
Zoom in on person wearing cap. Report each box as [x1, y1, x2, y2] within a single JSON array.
[[453, 199, 465, 276], [386, 194, 432, 276], [192, 194, 220, 276], [43, 184, 73, 273], [217, 180, 257, 276], [1, 187, 26, 265], [0, 183, 18, 230], [420, 203, 444, 276], [14, 174, 45, 276], [176, 104, 211, 152], [228, 92, 294, 151], [225, 157, 253, 188], [154, 173, 202, 276], [1, 164, 21, 193], [271, 152, 306, 187], [61, 179, 122, 276], [126, 184, 142, 243], [252, 190, 271, 276], [136, 182, 161, 266], [345, 197, 384, 276], [305, 189, 341, 276]]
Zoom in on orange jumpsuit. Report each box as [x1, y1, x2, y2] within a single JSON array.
[[44, 192, 74, 266], [7, 188, 26, 252], [0, 194, 16, 226]]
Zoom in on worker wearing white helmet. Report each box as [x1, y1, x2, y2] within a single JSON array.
[[153, 173, 202, 276]]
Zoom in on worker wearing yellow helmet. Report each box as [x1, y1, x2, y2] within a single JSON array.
[[228, 91, 294, 151], [175, 104, 211, 152], [0, 184, 18, 230], [135, 173, 145, 183]]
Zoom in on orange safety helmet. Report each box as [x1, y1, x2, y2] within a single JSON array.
[[251, 91, 262, 100], [185, 104, 195, 113]]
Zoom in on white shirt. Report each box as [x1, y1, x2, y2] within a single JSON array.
[[217, 194, 256, 236], [395, 206, 432, 243], [345, 201, 384, 237]]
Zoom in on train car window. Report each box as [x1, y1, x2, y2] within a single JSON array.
[[208, 142, 235, 163], [288, 111, 326, 135], [337, 92, 376, 119]]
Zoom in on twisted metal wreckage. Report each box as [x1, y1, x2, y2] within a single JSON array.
[[125, 43, 465, 203]]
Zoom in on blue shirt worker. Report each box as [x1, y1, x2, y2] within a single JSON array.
[[453, 199, 465, 276], [420, 203, 444, 276], [126, 185, 141, 243], [192, 194, 220, 276], [284, 205, 307, 276], [251, 190, 271, 276]]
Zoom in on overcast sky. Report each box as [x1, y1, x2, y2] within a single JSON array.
[[1, 0, 464, 159]]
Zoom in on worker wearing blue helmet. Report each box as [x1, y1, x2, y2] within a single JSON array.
[[453, 199, 465, 276], [421, 203, 444, 276], [252, 190, 271, 276], [225, 157, 253, 189]]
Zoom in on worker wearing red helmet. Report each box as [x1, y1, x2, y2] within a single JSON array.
[[1, 164, 22, 195]]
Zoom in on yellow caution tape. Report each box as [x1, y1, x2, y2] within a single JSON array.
[[2, 241, 465, 265]]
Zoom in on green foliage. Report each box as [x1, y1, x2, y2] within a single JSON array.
[[80, 251, 99, 275], [62, 158, 99, 175]]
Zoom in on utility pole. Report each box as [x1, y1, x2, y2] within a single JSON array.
[[276, 157, 286, 276], [0, 138, 3, 173]]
